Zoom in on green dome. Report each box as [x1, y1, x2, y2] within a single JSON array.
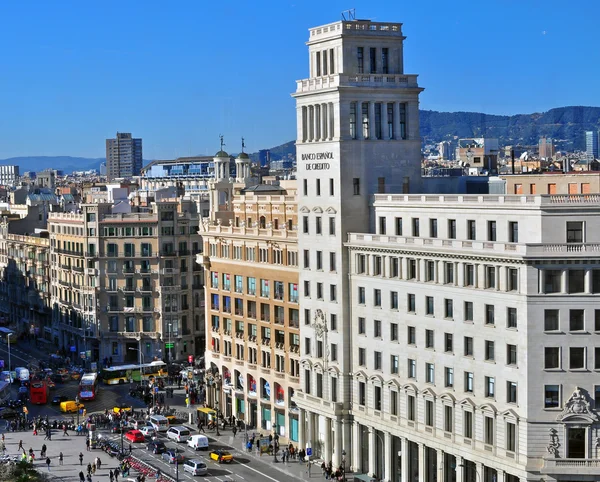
[[237, 152, 249, 159], [215, 150, 229, 158]]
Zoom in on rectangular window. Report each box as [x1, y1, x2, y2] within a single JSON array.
[[507, 344, 517, 365], [425, 329, 434, 349], [302, 216, 309, 234], [374, 319, 382, 338], [395, 217, 402, 235], [444, 405, 453, 432], [545, 385, 560, 408], [374, 289, 381, 307], [569, 309, 585, 331], [544, 309, 559, 331], [485, 376, 495, 398], [430, 218, 438, 238], [448, 219, 456, 239], [358, 287, 365, 304], [315, 216, 322, 235], [508, 221, 519, 243], [390, 390, 398, 415], [358, 317, 365, 335], [464, 337, 473, 357], [407, 395, 416, 421], [369, 47, 376, 73], [486, 266, 496, 289], [506, 422, 516, 452], [467, 220, 476, 240], [485, 304, 495, 325], [391, 323, 398, 341], [426, 261, 435, 282], [570, 347, 585, 369], [407, 326, 416, 345], [381, 47, 389, 74], [487, 221, 497, 241], [303, 179, 308, 196], [444, 333, 453, 353], [484, 416, 494, 445], [464, 411, 473, 439], [464, 372, 474, 392], [357, 47, 364, 74], [330, 314, 337, 331], [358, 348, 366, 366], [387, 103, 394, 139], [545, 347, 560, 369], [412, 218, 420, 237], [358, 381, 366, 406], [374, 351, 382, 370], [407, 294, 416, 313], [316, 251, 323, 270], [374, 103, 382, 139], [361, 102, 369, 138], [566, 221, 584, 243], [349, 102, 357, 139], [445, 367, 454, 388], [444, 299, 453, 319], [464, 302, 474, 322], [329, 217, 336, 236], [507, 381, 517, 404], [408, 359, 416, 379], [426, 363, 434, 384], [408, 260, 417, 280], [507, 307, 518, 328], [391, 355, 399, 374], [399, 103, 407, 139], [464, 264, 475, 286], [426, 296, 434, 316], [353, 178, 360, 195], [425, 400, 434, 426], [445, 263, 454, 284], [485, 340, 495, 361], [378, 216, 386, 235]]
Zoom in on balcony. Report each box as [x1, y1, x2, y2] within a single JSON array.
[[161, 251, 177, 257], [161, 268, 179, 275], [72, 266, 84, 273], [235, 331, 244, 339], [235, 308, 244, 317], [123, 267, 135, 274], [290, 345, 300, 354], [542, 458, 600, 475], [260, 314, 270, 323], [274, 317, 284, 326], [161, 285, 181, 292]]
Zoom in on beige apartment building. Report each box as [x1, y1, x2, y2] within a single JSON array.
[[199, 152, 301, 441], [48, 199, 204, 364], [501, 172, 600, 195], [0, 220, 51, 339]]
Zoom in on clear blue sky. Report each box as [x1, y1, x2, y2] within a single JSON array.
[[0, 0, 597, 160]]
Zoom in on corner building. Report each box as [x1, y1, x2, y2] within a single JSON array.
[[292, 18, 423, 468]]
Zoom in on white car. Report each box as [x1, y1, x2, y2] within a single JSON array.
[[139, 426, 156, 438]]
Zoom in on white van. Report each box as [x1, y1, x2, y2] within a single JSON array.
[[166, 426, 190, 443], [187, 434, 209, 451], [15, 367, 29, 383], [149, 415, 169, 432]]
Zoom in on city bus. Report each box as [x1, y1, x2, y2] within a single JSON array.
[[79, 373, 100, 401], [100, 361, 167, 385], [30, 379, 49, 404], [0, 380, 10, 405], [0, 327, 17, 345]]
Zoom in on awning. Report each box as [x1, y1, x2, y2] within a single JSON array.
[[197, 407, 217, 414]]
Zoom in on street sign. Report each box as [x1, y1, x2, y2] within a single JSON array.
[[165, 343, 174, 348], [306, 448, 312, 456]]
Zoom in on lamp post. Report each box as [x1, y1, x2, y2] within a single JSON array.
[[168, 322, 172, 363], [459, 463, 481, 482], [361, 427, 385, 480], [7, 333, 12, 380], [342, 449, 346, 481], [120, 419, 126, 455]]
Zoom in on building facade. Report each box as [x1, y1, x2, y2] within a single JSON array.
[[585, 131, 599, 161], [0, 223, 51, 339], [500, 172, 600, 195], [346, 193, 600, 482], [538, 137, 554, 160], [292, 18, 423, 468], [106, 132, 143, 180], [199, 150, 302, 442], [48, 200, 204, 364], [0, 165, 19, 187]]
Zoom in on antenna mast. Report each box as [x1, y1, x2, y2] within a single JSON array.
[[341, 8, 356, 21]]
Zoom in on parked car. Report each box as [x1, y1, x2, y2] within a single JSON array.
[[124, 430, 145, 443], [183, 459, 208, 476], [146, 440, 166, 454], [162, 450, 184, 464], [51, 395, 69, 405], [209, 450, 233, 463]]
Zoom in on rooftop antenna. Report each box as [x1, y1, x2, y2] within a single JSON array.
[[341, 8, 356, 21], [241, 137, 246, 154], [219, 134, 226, 152]]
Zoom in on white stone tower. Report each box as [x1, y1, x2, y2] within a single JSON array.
[[235, 138, 252, 183], [292, 17, 424, 467], [208, 137, 233, 223]]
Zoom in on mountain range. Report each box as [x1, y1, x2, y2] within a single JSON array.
[[1, 106, 598, 173]]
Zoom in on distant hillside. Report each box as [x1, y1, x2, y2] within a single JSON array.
[[0, 156, 105, 173], [420, 106, 600, 150]]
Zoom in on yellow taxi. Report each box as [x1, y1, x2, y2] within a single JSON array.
[[209, 449, 233, 464], [60, 401, 85, 414], [113, 403, 132, 414]]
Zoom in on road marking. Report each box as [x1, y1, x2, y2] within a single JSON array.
[[237, 463, 281, 482]]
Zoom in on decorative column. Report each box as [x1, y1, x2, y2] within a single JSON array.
[[333, 419, 343, 467], [368, 427, 376, 477], [315, 105, 321, 141], [394, 102, 401, 139], [356, 101, 363, 140], [476, 462, 484, 482], [328, 103, 335, 140], [307, 411, 315, 450], [321, 103, 328, 141], [352, 421, 361, 472], [561, 269, 568, 293], [418, 444, 425, 482], [369, 102, 376, 140], [437, 450, 444, 482], [324, 417, 332, 463], [308, 106, 315, 141], [585, 269, 592, 293], [298, 408, 306, 450], [401, 438, 409, 482], [455, 456, 463, 482], [384, 432, 392, 482]]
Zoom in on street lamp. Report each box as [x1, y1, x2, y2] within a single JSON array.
[[6, 333, 12, 380], [459, 463, 481, 482], [120, 419, 126, 455], [342, 449, 346, 481], [168, 322, 172, 363]]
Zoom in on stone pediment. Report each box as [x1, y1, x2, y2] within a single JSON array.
[[325, 207, 337, 214], [299, 206, 310, 213], [312, 207, 323, 213], [557, 387, 598, 423]]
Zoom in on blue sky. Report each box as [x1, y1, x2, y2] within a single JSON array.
[[0, 0, 597, 159]]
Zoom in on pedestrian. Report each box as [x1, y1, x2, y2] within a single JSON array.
[[109, 470, 114, 482], [79, 452, 84, 465], [63, 424, 69, 436], [86, 439, 90, 451], [79, 472, 85, 482], [232, 426, 237, 437], [18, 440, 23, 451], [307, 460, 311, 476], [129, 443, 132, 454], [87, 463, 92, 476], [86, 474, 92, 482], [41, 444, 47, 457], [92, 463, 96, 474], [114, 467, 120, 481], [46, 456, 51, 471], [48, 429, 52, 441], [97, 457, 102, 470], [59, 452, 63, 465]]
